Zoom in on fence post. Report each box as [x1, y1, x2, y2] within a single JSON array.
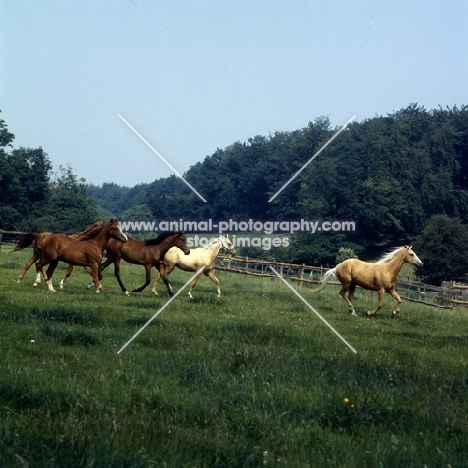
[[0, 230, 3, 252], [299, 263, 305, 290]]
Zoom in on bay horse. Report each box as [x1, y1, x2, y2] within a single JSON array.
[[61, 231, 191, 296], [12, 220, 127, 292], [152, 235, 236, 298], [313, 246, 423, 317]]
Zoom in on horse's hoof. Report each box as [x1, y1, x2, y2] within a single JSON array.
[[33, 283, 38, 288], [125, 291, 130, 297]]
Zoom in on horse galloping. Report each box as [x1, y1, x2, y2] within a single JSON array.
[[313, 246, 423, 317], [72, 231, 191, 296], [14, 230, 95, 287], [152, 235, 236, 298], [12, 219, 127, 292], [14, 231, 53, 284]]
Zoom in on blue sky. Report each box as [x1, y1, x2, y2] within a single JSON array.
[[1, 1, 467, 187]]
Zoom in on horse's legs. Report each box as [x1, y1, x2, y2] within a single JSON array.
[[113, 259, 129, 296], [86, 257, 111, 289], [153, 263, 175, 297], [152, 269, 162, 295], [346, 283, 357, 316], [204, 269, 221, 298], [188, 270, 205, 299], [60, 264, 74, 289], [87, 263, 102, 293], [45, 260, 59, 292], [338, 282, 357, 315], [388, 289, 402, 318], [33, 257, 50, 288], [17, 250, 39, 283], [132, 264, 152, 293], [367, 288, 385, 316]]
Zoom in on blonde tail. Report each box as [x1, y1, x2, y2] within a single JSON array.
[[311, 267, 336, 293]]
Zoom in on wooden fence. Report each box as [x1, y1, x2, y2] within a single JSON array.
[[215, 255, 468, 311], [215, 255, 329, 287], [0, 230, 26, 251]]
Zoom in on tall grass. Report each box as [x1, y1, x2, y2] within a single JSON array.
[[1, 247, 467, 467]]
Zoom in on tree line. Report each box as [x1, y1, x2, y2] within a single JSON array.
[[1, 105, 468, 283], [89, 104, 468, 282], [0, 113, 98, 234]]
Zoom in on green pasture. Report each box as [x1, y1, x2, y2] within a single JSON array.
[[1, 247, 467, 467]]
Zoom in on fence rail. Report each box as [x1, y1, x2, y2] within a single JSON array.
[[215, 255, 330, 286], [0, 229, 27, 251]]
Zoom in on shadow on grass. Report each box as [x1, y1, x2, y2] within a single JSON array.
[[125, 317, 164, 328], [41, 325, 101, 346]]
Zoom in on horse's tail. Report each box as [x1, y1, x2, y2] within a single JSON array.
[[311, 267, 337, 293], [10, 233, 40, 253]]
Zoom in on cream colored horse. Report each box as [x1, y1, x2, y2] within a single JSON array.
[[153, 235, 236, 298], [313, 246, 423, 317]]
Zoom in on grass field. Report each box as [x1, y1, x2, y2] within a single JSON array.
[[1, 247, 467, 467]]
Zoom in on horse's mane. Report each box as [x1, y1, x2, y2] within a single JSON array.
[[375, 246, 407, 264], [144, 231, 182, 246], [72, 221, 105, 241], [202, 237, 221, 249]]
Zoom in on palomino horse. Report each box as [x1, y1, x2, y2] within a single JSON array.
[[152, 235, 236, 298], [313, 246, 423, 317], [61, 231, 191, 295], [12, 220, 127, 292]]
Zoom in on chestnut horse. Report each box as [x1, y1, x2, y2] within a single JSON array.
[[313, 246, 423, 317], [152, 235, 236, 298], [14, 229, 91, 285], [14, 231, 53, 284], [61, 231, 190, 296], [12, 220, 127, 292]]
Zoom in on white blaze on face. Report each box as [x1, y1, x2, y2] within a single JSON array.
[[408, 249, 423, 267], [118, 225, 128, 242]]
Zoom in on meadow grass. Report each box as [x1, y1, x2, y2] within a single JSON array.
[[1, 247, 467, 467]]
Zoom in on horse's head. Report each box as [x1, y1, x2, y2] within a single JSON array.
[[220, 234, 236, 256], [106, 219, 128, 243], [173, 232, 190, 255], [404, 245, 423, 267]]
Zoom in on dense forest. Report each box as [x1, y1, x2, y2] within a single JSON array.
[[1, 104, 468, 283]]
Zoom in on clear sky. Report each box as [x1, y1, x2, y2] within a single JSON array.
[[1, 1, 467, 188]]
